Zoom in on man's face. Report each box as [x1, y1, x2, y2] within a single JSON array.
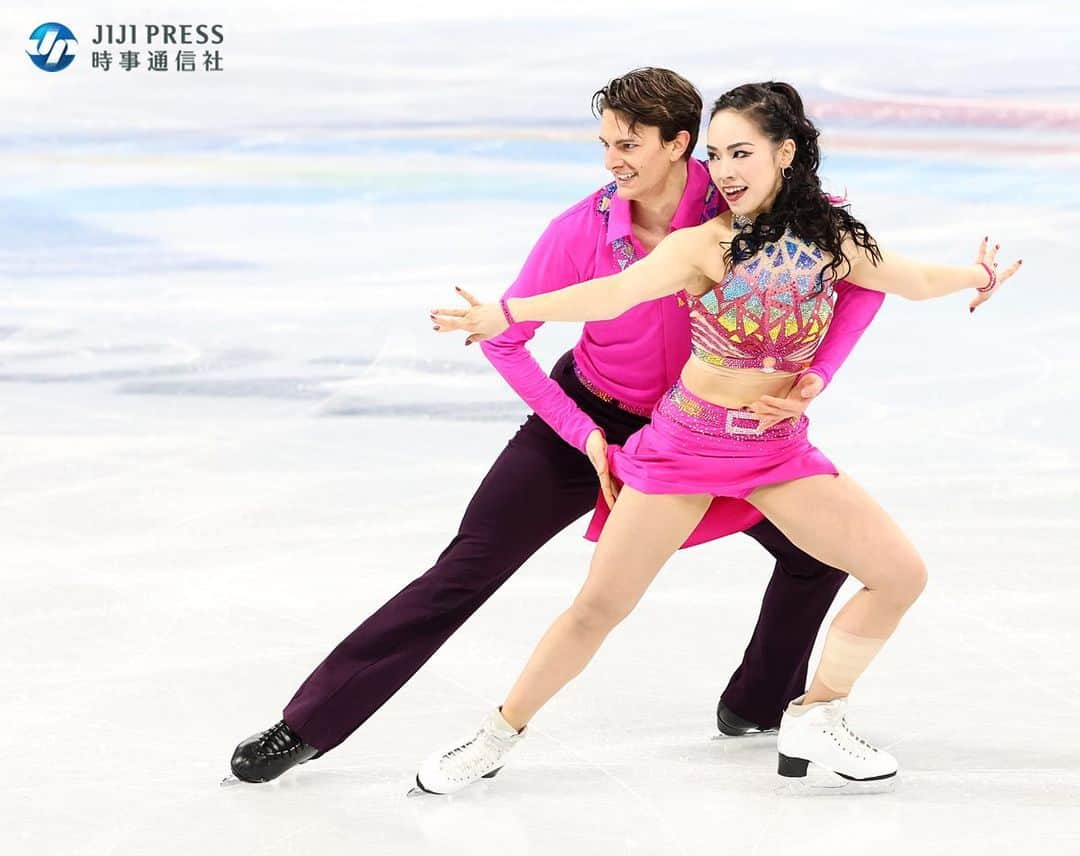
[[598, 109, 684, 202]]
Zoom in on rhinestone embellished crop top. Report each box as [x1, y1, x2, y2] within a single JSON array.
[[683, 228, 836, 374]]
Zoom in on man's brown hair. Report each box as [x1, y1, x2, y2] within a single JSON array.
[[591, 67, 703, 161]]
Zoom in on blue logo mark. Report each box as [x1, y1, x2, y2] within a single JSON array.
[[26, 22, 78, 71]]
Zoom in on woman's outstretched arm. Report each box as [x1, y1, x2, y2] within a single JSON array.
[[848, 236, 1021, 308], [508, 225, 710, 322], [431, 224, 716, 339]]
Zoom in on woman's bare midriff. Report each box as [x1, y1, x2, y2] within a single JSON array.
[[680, 356, 798, 410]]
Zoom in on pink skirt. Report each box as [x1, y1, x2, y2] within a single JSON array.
[[585, 380, 838, 549]]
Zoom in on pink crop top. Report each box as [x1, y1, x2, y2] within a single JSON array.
[[684, 229, 835, 374]]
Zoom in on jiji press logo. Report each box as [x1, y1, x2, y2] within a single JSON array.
[[26, 22, 78, 71]]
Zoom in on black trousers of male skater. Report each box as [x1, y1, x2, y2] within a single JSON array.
[[284, 352, 848, 752]]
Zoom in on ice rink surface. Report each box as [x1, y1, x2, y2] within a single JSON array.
[[2, 2, 1079, 853]]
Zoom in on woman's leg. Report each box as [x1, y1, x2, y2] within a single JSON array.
[[414, 487, 712, 793], [499, 487, 713, 730], [747, 472, 927, 705]]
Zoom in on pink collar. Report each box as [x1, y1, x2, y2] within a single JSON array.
[[604, 158, 712, 246]]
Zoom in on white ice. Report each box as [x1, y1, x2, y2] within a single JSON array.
[[2, 2, 1079, 854]]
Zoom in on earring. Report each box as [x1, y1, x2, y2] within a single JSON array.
[[781, 165, 793, 180]]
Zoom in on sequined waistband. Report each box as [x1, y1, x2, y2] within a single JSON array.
[[655, 380, 805, 441], [690, 344, 809, 375], [572, 363, 653, 418]]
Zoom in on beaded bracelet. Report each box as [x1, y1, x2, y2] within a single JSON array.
[[499, 297, 516, 325], [976, 261, 997, 293]]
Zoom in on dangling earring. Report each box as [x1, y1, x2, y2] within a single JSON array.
[[781, 165, 793, 180]]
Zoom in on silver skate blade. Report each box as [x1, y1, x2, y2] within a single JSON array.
[[780, 765, 897, 796], [711, 728, 777, 741], [406, 774, 439, 798], [219, 775, 245, 788]]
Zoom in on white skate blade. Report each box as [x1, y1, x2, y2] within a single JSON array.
[[219, 775, 245, 789], [779, 763, 897, 796]]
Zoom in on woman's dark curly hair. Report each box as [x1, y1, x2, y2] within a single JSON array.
[[711, 82, 881, 280]]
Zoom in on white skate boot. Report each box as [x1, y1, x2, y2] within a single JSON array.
[[776, 696, 897, 790], [411, 709, 525, 796]]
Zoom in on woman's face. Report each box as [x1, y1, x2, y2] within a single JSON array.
[[706, 109, 794, 219]]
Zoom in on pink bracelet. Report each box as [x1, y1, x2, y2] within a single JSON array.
[[499, 297, 516, 325], [976, 262, 997, 293]]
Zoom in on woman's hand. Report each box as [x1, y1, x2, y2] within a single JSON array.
[[970, 237, 1022, 313], [746, 372, 824, 431], [430, 287, 509, 344], [585, 429, 620, 509]]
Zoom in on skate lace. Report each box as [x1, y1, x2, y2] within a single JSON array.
[[258, 720, 303, 757], [439, 725, 517, 782], [822, 708, 878, 759]]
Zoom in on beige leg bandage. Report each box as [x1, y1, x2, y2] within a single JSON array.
[[816, 626, 887, 695]]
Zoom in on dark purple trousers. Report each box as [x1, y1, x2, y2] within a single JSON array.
[[284, 352, 847, 752]]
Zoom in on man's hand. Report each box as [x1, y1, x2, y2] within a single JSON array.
[[746, 372, 824, 430], [585, 429, 619, 509]]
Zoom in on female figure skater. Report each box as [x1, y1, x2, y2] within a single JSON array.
[[419, 82, 1020, 793]]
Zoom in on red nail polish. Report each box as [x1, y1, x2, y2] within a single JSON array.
[[969, 307, 974, 314]]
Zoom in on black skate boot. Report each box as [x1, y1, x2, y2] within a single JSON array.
[[228, 720, 318, 783], [716, 700, 778, 737]]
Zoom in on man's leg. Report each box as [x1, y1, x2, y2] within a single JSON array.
[[282, 413, 601, 754], [718, 518, 848, 730]]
